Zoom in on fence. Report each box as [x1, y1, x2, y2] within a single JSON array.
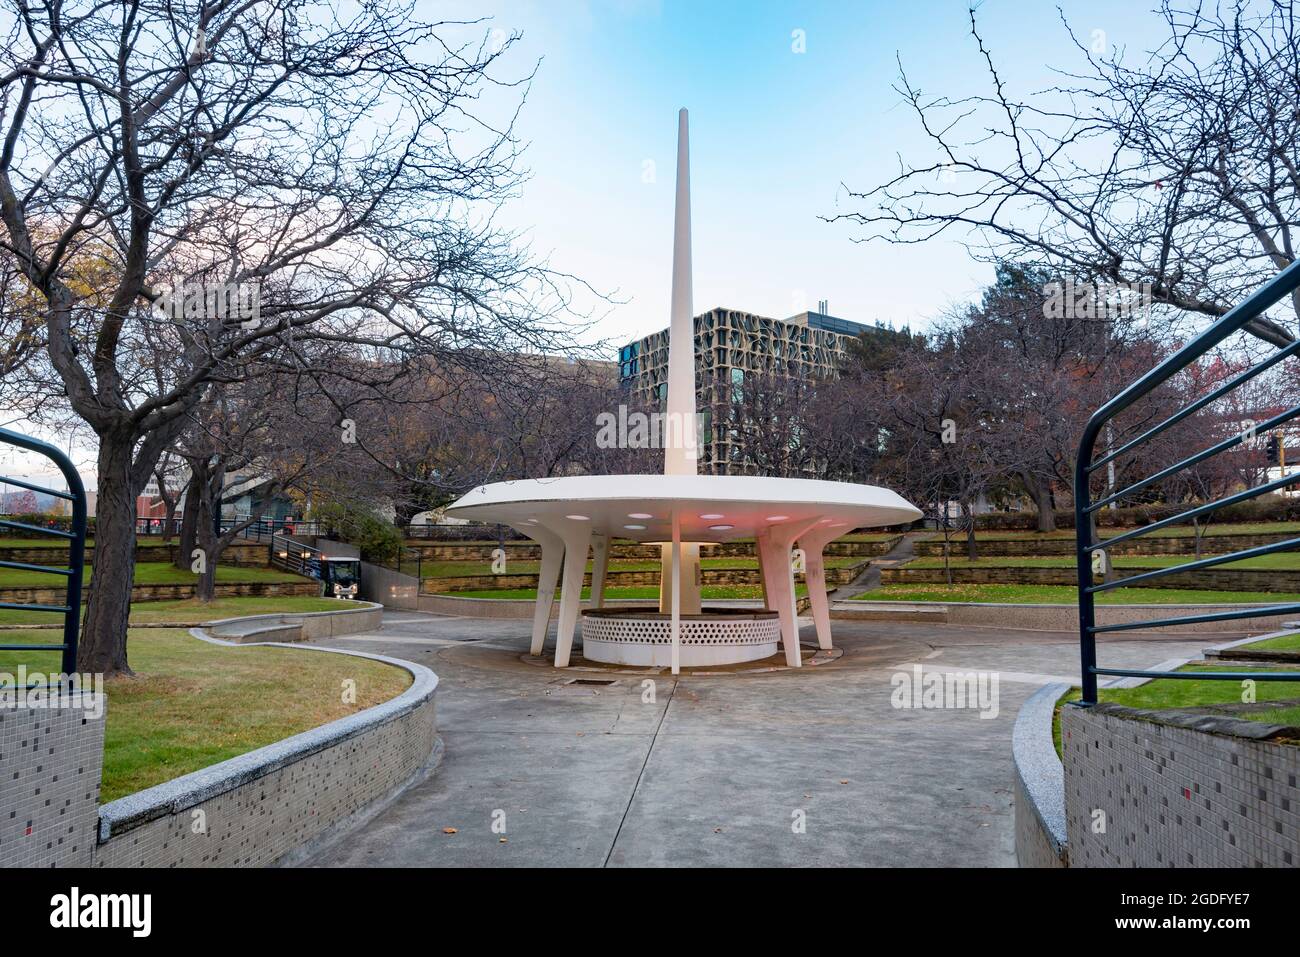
[[1074, 260, 1300, 704], [0, 427, 88, 680]]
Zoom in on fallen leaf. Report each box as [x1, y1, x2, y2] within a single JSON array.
[[442, 827, 458, 834]]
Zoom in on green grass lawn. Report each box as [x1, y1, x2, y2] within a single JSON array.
[[1238, 631, 1300, 653], [0, 628, 411, 802], [851, 583, 1300, 604], [1054, 664, 1300, 753], [443, 583, 808, 600], [0, 560, 307, 589]]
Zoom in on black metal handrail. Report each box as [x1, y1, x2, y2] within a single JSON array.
[[1074, 261, 1300, 704], [219, 515, 318, 542], [269, 532, 324, 579], [0, 427, 87, 681]]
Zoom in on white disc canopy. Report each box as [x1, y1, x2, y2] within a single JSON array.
[[443, 474, 921, 543], [441, 109, 921, 673]]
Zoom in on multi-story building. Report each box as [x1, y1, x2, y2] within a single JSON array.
[[617, 305, 891, 474]]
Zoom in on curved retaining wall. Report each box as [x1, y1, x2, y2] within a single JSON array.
[[1012, 683, 1070, 867], [1062, 703, 1300, 867], [91, 629, 439, 868], [203, 601, 383, 642], [1013, 632, 1300, 868]]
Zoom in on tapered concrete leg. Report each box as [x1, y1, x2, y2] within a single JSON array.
[[756, 529, 799, 666], [590, 533, 609, 609], [516, 524, 564, 656], [760, 519, 824, 667], [542, 520, 592, 668], [798, 524, 846, 652], [803, 550, 833, 650]]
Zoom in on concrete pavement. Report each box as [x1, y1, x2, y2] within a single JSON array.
[[301, 611, 1213, 867]]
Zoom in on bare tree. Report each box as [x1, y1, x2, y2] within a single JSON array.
[[832, 1, 1300, 348], [150, 448, 184, 544], [0, 2, 592, 674]]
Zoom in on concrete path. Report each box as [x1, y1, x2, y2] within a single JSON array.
[[301, 611, 1213, 868], [828, 531, 921, 601]]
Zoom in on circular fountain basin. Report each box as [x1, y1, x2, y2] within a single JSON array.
[[580, 607, 781, 667]]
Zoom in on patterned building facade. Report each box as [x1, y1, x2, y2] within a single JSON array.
[[617, 307, 880, 474]]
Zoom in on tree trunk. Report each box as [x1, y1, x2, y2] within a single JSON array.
[[192, 463, 225, 603], [161, 494, 177, 546], [1024, 474, 1056, 532], [195, 495, 217, 603], [77, 437, 135, 676], [939, 500, 953, 585], [175, 474, 199, 571], [964, 502, 978, 561]]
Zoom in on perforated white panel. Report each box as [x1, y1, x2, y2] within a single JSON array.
[[579, 612, 781, 667], [582, 614, 780, 647]]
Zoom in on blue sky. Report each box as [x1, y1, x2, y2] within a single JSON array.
[[459, 0, 1165, 349], [1, 0, 1172, 483]]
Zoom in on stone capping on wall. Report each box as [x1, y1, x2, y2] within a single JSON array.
[[1083, 701, 1300, 742], [1012, 682, 1070, 866], [96, 627, 438, 844]]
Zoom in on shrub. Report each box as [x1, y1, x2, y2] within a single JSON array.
[[968, 493, 1300, 531], [311, 502, 403, 564], [0, 512, 95, 537]]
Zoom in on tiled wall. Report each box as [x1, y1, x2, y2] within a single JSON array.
[[0, 696, 104, 867], [3, 675, 435, 868], [93, 694, 436, 867], [1063, 704, 1300, 867]]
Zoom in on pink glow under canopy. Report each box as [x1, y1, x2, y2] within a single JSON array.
[[443, 473, 921, 542]]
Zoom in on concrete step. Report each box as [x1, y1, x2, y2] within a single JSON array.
[[208, 617, 304, 644]]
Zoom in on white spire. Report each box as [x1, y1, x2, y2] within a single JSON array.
[[664, 107, 697, 476]]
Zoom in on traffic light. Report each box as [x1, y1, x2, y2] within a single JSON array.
[[1267, 432, 1280, 465]]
